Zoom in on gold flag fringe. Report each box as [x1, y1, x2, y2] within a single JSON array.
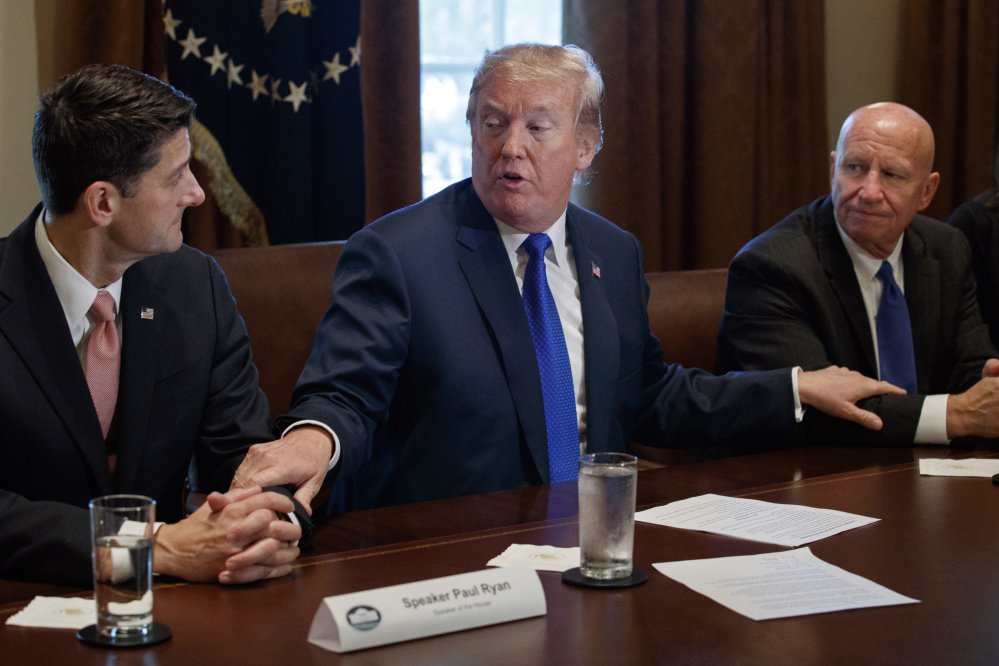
[[190, 119, 270, 246]]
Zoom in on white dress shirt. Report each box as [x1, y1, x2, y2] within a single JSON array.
[[34, 213, 123, 362]]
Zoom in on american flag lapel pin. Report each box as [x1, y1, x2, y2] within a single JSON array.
[[591, 262, 601, 279], [140, 307, 155, 320]]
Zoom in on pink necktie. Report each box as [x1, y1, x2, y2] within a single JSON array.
[[85, 290, 119, 440]]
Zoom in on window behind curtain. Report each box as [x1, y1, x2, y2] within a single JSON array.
[[419, 0, 562, 198]]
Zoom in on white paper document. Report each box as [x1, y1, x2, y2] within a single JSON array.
[[308, 568, 545, 653], [634, 493, 878, 547], [654, 547, 919, 620], [919, 457, 999, 477], [4, 596, 96, 629], [487, 544, 580, 572]]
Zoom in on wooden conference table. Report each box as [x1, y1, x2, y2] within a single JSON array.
[[2, 443, 998, 663]]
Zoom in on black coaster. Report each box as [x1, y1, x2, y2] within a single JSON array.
[[77, 622, 172, 648], [561, 567, 647, 589]]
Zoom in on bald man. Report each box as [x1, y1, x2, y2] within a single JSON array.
[[717, 102, 999, 447]]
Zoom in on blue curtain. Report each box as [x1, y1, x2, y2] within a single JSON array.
[[163, 0, 364, 244]]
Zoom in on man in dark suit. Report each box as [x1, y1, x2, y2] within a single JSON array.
[[718, 102, 999, 446], [0, 64, 304, 586], [948, 144, 999, 350], [235, 45, 901, 511]]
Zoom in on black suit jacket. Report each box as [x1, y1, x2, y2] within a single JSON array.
[[0, 208, 275, 585], [948, 191, 999, 350], [718, 196, 996, 444], [281, 179, 798, 511]]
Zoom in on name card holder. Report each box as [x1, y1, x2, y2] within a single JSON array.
[[308, 568, 546, 653]]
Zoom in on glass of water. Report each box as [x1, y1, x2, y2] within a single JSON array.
[[578, 453, 638, 581], [78, 494, 169, 646]]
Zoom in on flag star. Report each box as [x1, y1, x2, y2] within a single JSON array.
[[205, 45, 229, 76], [348, 35, 361, 67], [226, 59, 245, 89], [269, 77, 283, 103], [323, 52, 349, 84], [285, 80, 309, 112], [248, 70, 269, 101], [162, 9, 182, 41], [178, 28, 206, 60]]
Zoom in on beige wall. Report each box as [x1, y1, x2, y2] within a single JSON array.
[[0, 1, 903, 237], [0, 0, 42, 233], [824, 0, 902, 150]]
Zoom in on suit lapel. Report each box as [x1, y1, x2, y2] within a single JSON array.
[[452, 199, 550, 481], [114, 260, 164, 491], [567, 211, 619, 453], [0, 212, 112, 491], [900, 228, 938, 393], [814, 200, 878, 375]]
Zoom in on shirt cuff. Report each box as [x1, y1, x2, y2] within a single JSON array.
[[111, 520, 163, 582], [276, 509, 301, 548], [914, 394, 950, 444], [791, 367, 805, 422], [281, 419, 341, 472]]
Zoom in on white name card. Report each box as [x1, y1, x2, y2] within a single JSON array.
[[307, 568, 546, 653]]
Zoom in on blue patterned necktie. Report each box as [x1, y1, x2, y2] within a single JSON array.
[[875, 260, 917, 393], [521, 233, 579, 483]]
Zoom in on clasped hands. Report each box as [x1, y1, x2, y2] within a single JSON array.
[[152, 425, 334, 585], [154, 486, 301, 585]]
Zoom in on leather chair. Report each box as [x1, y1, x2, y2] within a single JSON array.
[[212, 242, 344, 416], [646, 268, 728, 373], [632, 268, 729, 465]]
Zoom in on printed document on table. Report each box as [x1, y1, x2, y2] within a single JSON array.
[[654, 547, 919, 621], [919, 458, 999, 477], [635, 493, 878, 547]]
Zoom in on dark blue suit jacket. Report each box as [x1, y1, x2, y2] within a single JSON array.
[[282, 180, 796, 510], [0, 208, 274, 585]]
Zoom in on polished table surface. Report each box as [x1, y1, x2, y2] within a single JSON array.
[[2, 444, 998, 663]]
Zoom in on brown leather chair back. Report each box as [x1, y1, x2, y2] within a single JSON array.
[[645, 268, 728, 372], [212, 242, 344, 416], [633, 268, 728, 465]]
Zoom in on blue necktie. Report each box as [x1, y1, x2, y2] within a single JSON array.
[[521, 233, 579, 483], [875, 260, 917, 393]]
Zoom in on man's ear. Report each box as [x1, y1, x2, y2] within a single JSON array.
[[575, 132, 597, 172], [80, 181, 117, 229], [918, 171, 941, 211]]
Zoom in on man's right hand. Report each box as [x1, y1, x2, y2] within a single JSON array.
[[153, 487, 301, 584], [797, 365, 905, 430], [946, 362, 999, 438], [230, 426, 334, 513]]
